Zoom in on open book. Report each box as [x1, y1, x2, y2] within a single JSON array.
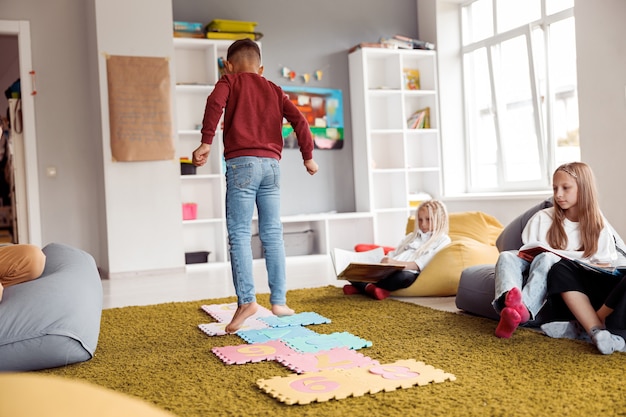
[[518, 242, 626, 276], [331, 247, 404, 282]]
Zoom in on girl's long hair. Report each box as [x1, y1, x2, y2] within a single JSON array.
[[547, 162, 604, 257], [395, 200, 449, 260]]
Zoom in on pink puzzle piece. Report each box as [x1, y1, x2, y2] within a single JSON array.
[[198, 319, 269, 336], [200, 303, 273, 322], [212, 340, 297, 365], [276, 347, 380, 373]]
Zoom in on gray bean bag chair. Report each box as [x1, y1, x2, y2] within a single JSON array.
[[455, 199, 554, 323], [0, 243, 102, 371]]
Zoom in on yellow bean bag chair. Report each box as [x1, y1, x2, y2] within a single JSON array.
[[0, 373, 176, 417], [391, 211, 503, 297]]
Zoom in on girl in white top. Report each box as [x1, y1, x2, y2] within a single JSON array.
[[343, 200, 451, 300], [493, 162, 618, 343]]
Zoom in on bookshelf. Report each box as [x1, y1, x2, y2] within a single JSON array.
[[349, 47, 443, 247], [173, 38, 232, 265], [172, 37, 374, 274]]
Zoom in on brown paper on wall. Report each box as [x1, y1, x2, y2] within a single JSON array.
[[106, 55, 174, 162]]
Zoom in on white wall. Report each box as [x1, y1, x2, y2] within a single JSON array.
[[93, 0, 184, 276], [575, 0, 626, 238]]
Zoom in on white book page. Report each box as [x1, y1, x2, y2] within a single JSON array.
[[331, 247, 385, 275]]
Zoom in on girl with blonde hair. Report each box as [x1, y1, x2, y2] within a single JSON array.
[[493, 162, 622, 353], [343, 200, 451, 300], [544, 162, 626, 354]]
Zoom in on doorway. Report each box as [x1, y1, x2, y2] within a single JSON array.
[[0, 20, 42, 246]]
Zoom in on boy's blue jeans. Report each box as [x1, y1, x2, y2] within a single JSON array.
[[225, 156, 286, 306], [492, 250, 561, 321]]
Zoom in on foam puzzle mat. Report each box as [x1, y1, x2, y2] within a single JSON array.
[[199, 302, 456, 405], [257, 359, 457, 405], [276, 347, 380, 373]]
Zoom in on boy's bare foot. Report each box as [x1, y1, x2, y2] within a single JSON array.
[[0, 282, 3, 302], [224, 302, 259, 333], [272, 304, 295, 317]]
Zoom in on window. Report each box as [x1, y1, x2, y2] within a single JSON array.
[[461, 0, 578, 192]]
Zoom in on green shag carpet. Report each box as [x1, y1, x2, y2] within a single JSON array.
[[39, 286, 626, 417]]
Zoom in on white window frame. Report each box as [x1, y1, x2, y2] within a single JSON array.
[[461, 2, 576, 193]]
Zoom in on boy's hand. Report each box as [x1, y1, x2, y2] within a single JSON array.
[[192, 143, 211, 167], [304, 159, 318, 175]]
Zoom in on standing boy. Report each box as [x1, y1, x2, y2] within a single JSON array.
[[192, 39, 318, 333]]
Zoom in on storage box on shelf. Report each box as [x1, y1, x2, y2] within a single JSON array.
[[349, 47, 443, 247]]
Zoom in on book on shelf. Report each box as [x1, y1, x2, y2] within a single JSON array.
[[406, 107, 430, 129], [174, 31, 205, 39], [331, 247, 404, 282], [173, 21, 205, 38], [393, 35, 435, 50], [379, 35, 436, 50], [348, 42, 395, 53], [403, 68, 420, 90], [518, 242, 626, 276], [380, 37, 414, 50]]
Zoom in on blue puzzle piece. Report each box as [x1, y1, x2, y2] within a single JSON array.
[[259, 312, 331, 328], [284, 332, 372, 353], [237, 326, 318, 344]]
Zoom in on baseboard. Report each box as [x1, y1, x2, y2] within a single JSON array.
[[103, 266, 186, 280]]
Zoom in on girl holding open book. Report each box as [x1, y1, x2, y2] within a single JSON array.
[[493, 163, 620, 350], [542, 162, 626, 354], [343, 200, 451, 300]]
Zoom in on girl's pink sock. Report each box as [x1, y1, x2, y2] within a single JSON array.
[[495, 307, 522, 338], [343, 284, 360, 295], [365, 284, 390, 300], [504, 287, 530, 323]]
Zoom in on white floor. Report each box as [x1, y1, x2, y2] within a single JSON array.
[[101, 266, 460, 313]]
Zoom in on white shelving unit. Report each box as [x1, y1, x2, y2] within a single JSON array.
[[174, 38, 232, 265], [173, 37, 375, 275], [349, 47, 443, 247]]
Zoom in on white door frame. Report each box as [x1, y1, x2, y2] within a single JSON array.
[[0, 20, 42, 246]]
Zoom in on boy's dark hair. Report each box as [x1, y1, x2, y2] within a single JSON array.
[[227, 38, 261, 61]]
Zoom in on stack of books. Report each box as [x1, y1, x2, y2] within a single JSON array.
[[173, 21, 204, 38], [407, 107, 430, 129], [205, 19, 263, 41], [381, 35, 435, 50]]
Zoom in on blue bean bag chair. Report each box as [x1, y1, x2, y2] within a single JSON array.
[[0, 243, 102, 371]]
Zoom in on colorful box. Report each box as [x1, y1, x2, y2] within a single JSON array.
[[182, 203, 197, 220], [207, 19, 257, 33]]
